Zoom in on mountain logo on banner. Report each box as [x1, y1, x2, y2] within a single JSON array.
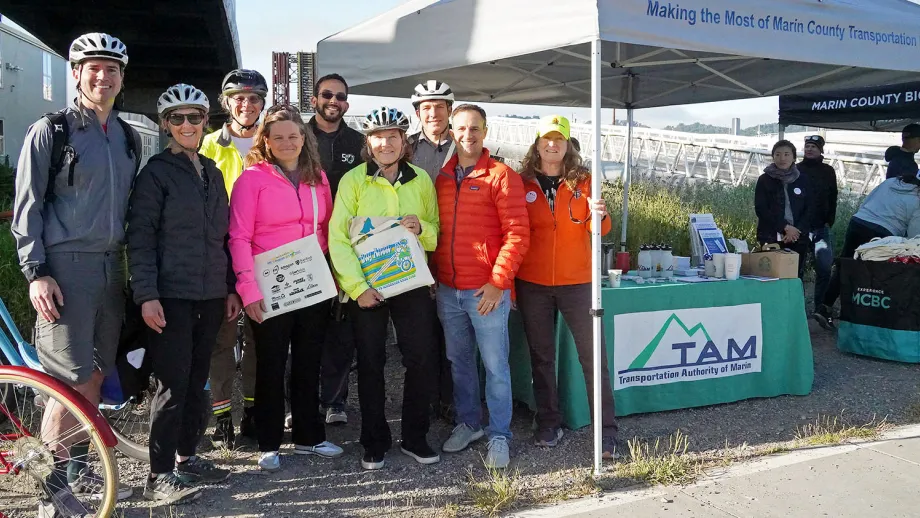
[[613, 304, 764, 389]]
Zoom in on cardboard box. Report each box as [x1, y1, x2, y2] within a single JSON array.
[[740, 245, 800, 279]]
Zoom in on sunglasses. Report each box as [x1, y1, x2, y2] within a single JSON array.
[[319, 90, 348, 102], [266, 103, 301, 116], [805, 135, 823, 143], [167, 112, 205, 126]]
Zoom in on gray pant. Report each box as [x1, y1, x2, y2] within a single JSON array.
[[209, 315, 256, 416], [515, 280, 618, 435], [35, 251, 125, 385]]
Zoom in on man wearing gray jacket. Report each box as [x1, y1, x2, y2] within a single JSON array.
[[11, 32, 138, 516]]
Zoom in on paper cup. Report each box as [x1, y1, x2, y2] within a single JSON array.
[[713, 253, 726, 278], [704, 259, 716, 277], [608, 269, 622, 288], [724, 253, 741, 280]]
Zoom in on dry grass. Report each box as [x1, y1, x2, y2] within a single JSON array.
[[794, 414, 891, 447], [467, 466, 522, 517], [614, 430, 701, 486]]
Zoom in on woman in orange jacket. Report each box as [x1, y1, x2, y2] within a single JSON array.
[[516, 115, 619, 458]]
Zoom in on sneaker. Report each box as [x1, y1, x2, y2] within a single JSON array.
[[602, 436, 621, 461], [176, 456, 231, 484], [294, 441, 343, 458], [240, 407, 257, 439], [258, 451, 281, 472], [284, 413, 293, 430], [442, 423, 485, 453], [325, 407, 348, 425], [361, 451, 386, 470], [37, 488, 91, 518], [69, 467, 134, 501], [143, 472, 200, 505], [533, 427, 564, 447], [210, 414, 235, 449], [400, 442, 441, 465], [813, 304, 836, 330], [484, 436, 510, 469]]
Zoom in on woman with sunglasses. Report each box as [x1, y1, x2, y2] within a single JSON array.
[[515, 115, 620, 458], [229, 104, 342, 472], [328, 107, 440, 470], [126, 84, 238, 504]]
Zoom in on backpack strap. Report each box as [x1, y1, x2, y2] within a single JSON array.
[[115, 117, 142, 174], [43, 111, 70, 203]]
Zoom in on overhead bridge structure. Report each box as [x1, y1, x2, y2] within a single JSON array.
[[0, 0, 241, 117]]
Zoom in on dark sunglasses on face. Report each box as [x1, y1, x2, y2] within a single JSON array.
[[266, 103, 301, 116], [167, 112, 205, 126], [320, 90, 348, 102]]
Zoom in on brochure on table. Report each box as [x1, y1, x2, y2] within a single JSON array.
[[689, 214, 728, 266]]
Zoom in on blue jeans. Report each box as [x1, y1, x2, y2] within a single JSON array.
[[436, 285, 513, 440], [813, 226, 834, 306]]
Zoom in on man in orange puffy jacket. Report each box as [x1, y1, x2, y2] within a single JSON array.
[[434, 104, 529, 469]]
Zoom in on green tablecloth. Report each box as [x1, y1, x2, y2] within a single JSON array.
[[509, 278, 814, 429]]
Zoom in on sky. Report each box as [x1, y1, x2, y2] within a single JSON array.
[[235, 0, 780, 130]]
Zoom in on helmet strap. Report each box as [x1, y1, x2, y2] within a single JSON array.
[[230, 114, 259, 133]]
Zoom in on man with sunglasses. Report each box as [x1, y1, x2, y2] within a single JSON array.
[[12, 32, 139, 515], [200, 68, 269, 448], [797, 135, 838, 327], [308, 73, 365, 426]]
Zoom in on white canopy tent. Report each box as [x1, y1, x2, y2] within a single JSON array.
[[318, 0, 920, 473]]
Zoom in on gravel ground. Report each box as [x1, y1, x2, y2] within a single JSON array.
[[112, 280, 920, 517]]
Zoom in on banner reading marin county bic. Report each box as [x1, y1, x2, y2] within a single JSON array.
[[613, 304, 763, 390]]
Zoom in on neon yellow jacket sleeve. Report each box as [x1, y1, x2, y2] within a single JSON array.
[[329, 168, 371, 300]]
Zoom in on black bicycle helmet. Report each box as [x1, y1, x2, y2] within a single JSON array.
[[221, 69, 268, 97]]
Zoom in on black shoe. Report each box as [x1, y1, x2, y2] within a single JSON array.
[[813, 304, 835, 330], [240, 407, 257, 439], [211, 415, 235, 449], [361, 451, 386, 470], [176, 456, 231, 484], [602, 436, 621, 461], [144, 472, 200, 505], [400, 441, 441, 465]]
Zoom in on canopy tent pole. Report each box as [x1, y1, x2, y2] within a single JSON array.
[[590, 37, 603, 476], [778, 124, 786, 141], [619, 105, 634, 252]]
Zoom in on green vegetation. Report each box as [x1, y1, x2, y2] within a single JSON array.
[[467, 466, 522, 517], [615, 430, 701, 485], [663, 122, 812, 136], [1, 159, 33, 337], [794, 414, 890, 446]]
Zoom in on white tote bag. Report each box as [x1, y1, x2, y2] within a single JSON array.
[[348, 216, 434, 299], [253, 185, 336, 319]]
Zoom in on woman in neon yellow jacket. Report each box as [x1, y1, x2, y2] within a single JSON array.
[[328, 107, 440, 471]]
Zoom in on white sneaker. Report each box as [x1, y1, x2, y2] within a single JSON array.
[[442, 423, 485, 453], [485, 436, 510, 469], [258, 451, 281, 472], [294, 441, 344, 458], [284, 413, 293, 429]]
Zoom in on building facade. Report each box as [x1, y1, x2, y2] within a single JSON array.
[[0, 22, 66, 166]]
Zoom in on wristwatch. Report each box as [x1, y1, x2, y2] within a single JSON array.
[[24, 264, 51, 282]]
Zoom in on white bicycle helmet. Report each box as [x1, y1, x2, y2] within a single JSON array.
[[157, 84, 210, 117], [362, 107, 410, 135], [411, 80, 454, 108], [69, 32, 129, 66]]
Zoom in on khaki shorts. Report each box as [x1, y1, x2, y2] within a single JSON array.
[[34, 251, 126, 385]]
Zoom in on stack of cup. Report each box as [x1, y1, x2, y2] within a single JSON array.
[[608, 269, 622, 288], [724, 253, 742, 280], [713, 253, 726, 278]]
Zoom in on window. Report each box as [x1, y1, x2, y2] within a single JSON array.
[[42, 52, 52, 101], [0, 120, 5, 157]]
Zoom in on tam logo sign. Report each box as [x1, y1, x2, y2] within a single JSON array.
[[613, 304, 763, 389]]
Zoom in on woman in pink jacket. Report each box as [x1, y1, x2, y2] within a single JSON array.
[[229, 105, 341, 472]]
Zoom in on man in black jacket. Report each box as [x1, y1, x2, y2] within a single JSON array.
[[884, 124, 920, 179], [308, 73, 365, 426], [797, 135, 837, 321]]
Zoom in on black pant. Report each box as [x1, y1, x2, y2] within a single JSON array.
[[148, 298, 223, 474], [320, 300, 355, 409], [823, 217, 893, 307], [432, 304, 454, 415], [349, 287, 438, 455], [250, 303, 328, 452], [515, 280, 618, 435]]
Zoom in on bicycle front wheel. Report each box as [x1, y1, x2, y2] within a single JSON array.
[[0, 367, 118, 517]]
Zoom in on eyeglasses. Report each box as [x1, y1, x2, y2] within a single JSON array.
[[230, 94, 263, 106], [167, 112, 205, 126], [266, 104, 301, 116], [319, 90, 348, 102]]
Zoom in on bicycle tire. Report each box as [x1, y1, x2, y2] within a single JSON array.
[[0, 366, 118, 518]]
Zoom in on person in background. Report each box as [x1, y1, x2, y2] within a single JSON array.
[[200, 68, 269, 448], [884, 124, 920, 179], [308, 73, 365, 426], [407, 80, 456, 421], [229, 105, 342, 472], [814, 173, 920, 330], [128, 84, 236, 504], [796, 135, 838, 321], [12, 32, 139, 515], [754, 140, 814, 280], [329, 107, 441, 471], [435, 104, 530, 469], [515, 115, 619, 458]]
